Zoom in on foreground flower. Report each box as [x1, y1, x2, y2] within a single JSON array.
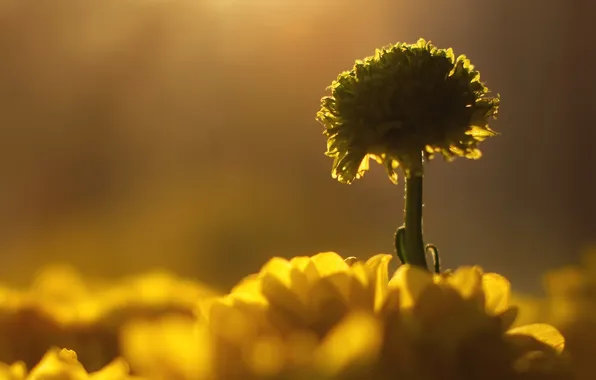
[[121, 253, 571, 380], [317, 39, 500, 270], [316, 38, 499, 185], [121, 310, 381, 380]]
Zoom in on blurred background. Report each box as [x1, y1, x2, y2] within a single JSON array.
[[0, 0, 593, 294]]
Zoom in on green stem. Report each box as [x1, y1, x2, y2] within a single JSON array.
[[403, 154, 428, 269]]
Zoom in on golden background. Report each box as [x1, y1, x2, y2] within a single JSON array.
[[0, 0, 592, 294]]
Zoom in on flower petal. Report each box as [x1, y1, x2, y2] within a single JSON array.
[[315, 313, 382, 375], [444, 266, 483, 300], [389, 265, 433, 310], [482, 272, 511, 315], [120, 317, 212, 379], [289, 256, 311, 272], [507, 323, 565, 353], [260, 273, 306, 319], [27, 348, 88, 379], [310, 252, 350, 278], [230, 275, 266, 303], [260, 257, 294, 288], [0, 361, 26, 380], [89, 358, 130, 380], [364, 254, 392, 311], [246, 336, 285, 376], [260, 257, 309, 305]]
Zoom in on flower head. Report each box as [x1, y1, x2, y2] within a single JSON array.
[[316, 38, 500, 184], [216, 252, 392, 337], [186, 254, 569, 380]]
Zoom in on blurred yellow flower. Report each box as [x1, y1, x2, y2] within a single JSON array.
[[538, 249, 596, 380], [0, 265, 217, 373], [121, 307, 382, 380], [120, 316, 212, 380], [0, 348, 138, 380], [370, 264, 570, 379]]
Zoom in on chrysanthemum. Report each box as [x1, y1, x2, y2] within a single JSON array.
[[196, 252, 391, 379], [316, 38, 500, 184], [121, 253, 570, 380], [228, 252, 390, 332]]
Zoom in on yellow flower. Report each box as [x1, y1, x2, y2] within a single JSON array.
[[217, 252, 392, 337], [120, 316, 212, 380], [120, 308, 382, 380], [0, 348, 138, 380], [172, 252, 390, 379], [0, 266, 216, 374]]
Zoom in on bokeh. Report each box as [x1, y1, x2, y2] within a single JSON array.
[[0, 0, 593, 295]]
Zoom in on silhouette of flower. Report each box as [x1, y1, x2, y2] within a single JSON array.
[[317, 38, 500, 184]]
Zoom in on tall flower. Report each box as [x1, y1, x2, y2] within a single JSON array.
[[316, 38, 499, 185], [316, 39, 500, 270]]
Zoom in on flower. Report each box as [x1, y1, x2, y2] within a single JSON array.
[[216, 252, 392, 337], [316, 38, 500, 184], [120, 253, 393, 379], [0, 265, 216, 373], [0, 348, 138, 380], [121, 309, 382, 380], [189, 253, 391, 379], [120, 315, 213, 380]]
